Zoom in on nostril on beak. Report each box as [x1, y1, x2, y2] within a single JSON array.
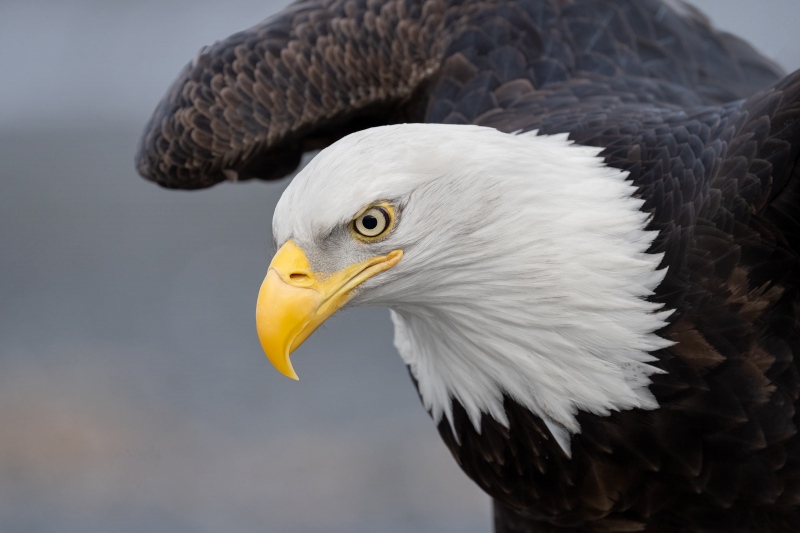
[[289, 272, 311, 283]]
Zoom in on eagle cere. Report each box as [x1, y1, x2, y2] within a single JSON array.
[[137, 1, 800, 531]]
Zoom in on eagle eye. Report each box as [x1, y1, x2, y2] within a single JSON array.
[[351, 204, 394, 241]]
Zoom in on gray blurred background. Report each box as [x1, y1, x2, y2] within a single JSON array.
[[0, 1, 798, 531]]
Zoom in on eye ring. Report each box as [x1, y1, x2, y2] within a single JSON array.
[[351, 204, 395, 242]]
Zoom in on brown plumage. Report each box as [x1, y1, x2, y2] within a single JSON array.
[[136, 0, 783, 189], [137, 1, 800, 531]]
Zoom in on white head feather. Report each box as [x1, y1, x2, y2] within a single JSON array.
[[273, 123, 673, 456]]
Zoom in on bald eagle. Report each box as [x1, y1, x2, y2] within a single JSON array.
[[136, 0, 800, 531]]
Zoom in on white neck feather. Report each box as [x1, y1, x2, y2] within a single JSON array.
[[374, 131, 673, 456]]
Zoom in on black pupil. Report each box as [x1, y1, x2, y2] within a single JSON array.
[[362, 215, 379, 230]]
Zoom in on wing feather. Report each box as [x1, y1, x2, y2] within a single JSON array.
[[136, 0, 784, 189]]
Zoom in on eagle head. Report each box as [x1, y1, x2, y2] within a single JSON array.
[[257, 123, 672, 454]]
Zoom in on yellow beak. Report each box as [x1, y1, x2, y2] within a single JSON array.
[[256, 240, 403, 379]]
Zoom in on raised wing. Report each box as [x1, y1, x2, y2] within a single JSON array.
[[136, 0, 783, 189]]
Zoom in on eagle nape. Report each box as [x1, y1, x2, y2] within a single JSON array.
[[137, 0, 800, 531]]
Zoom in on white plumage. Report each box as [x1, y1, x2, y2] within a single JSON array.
[[273, 123, 674, 455]]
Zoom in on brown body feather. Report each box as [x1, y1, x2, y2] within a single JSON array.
[[137, 1, 800, 531]]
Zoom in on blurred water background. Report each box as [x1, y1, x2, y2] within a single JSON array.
[[0, 1, 798, 531]]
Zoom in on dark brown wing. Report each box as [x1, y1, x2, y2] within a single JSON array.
[[135, 0, 444, 189], [135, 0, 783, 189]]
